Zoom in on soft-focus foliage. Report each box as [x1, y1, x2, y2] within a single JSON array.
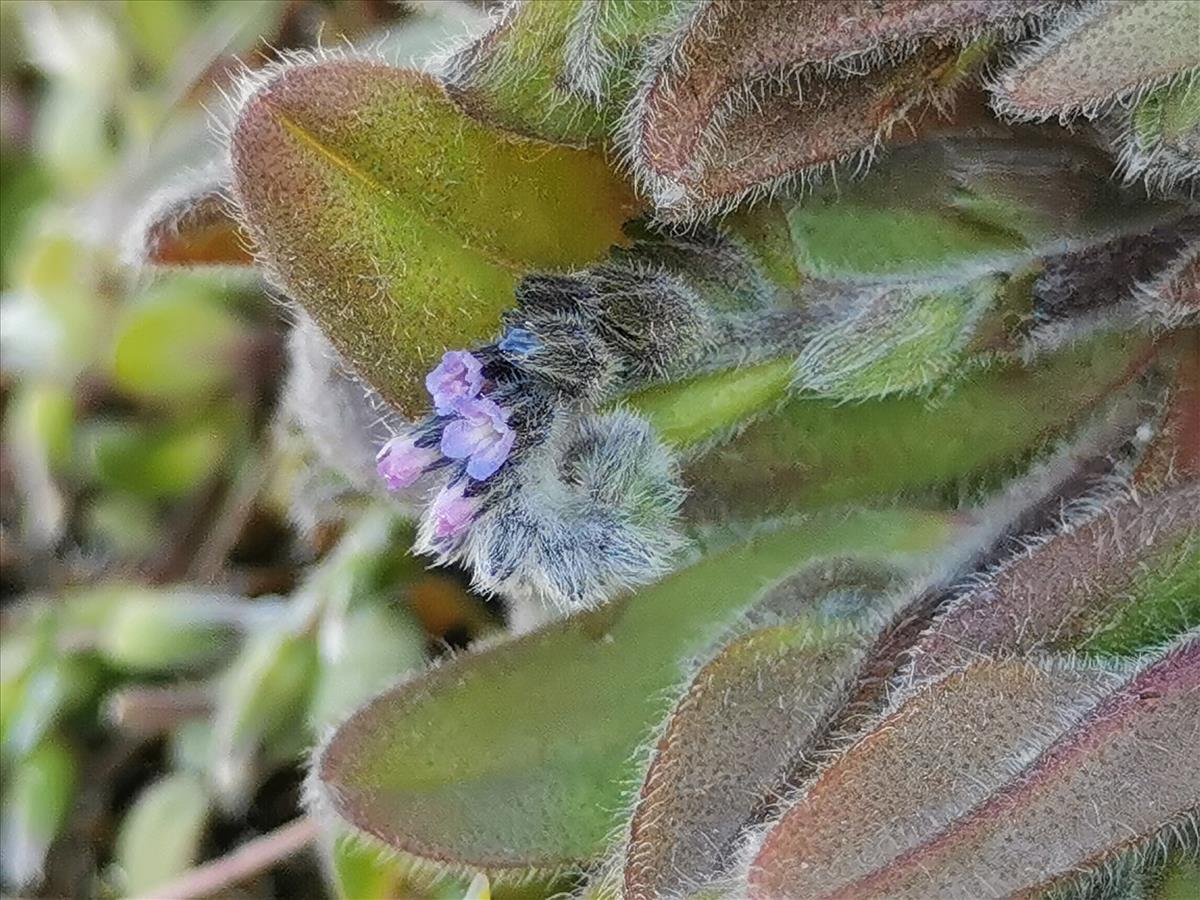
[[3, 1, 1198, 899]]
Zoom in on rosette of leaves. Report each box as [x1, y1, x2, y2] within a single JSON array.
[[127, 1, 1199, 897]]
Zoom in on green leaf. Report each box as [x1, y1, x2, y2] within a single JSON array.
[[623, 622, 869, 900], [783, 138, 1183, 280], [1121, 77, 1200, 191], [0, 740, 77, 890], [620, 271, 1006, 451], [121, 0, 199, 75], [792, 276, 1000, 400], [0, 645, 100, 762], [34, 82, 116, 193], [3, 382, 74, 471], [1154, 857, 1200, 900], [747, 634, 1200, 899], [310, 602, 426, 731], [85, 417, 229, 500], [313, 508, 962, 880], [114, 773, 210, 896], [2, 232, 105, 380], [624, 357, 794, 448], [230, 60, 639, 414], [1136, 76, 1200, 149], [446, 0, 675, 145], [212, 626, 318, 809], [676, 330, 1153, 518], [111, 279, 246, 403], [81, 494, 161, 558], [328, 832, 402, 900], [96, 588, 249, 673]]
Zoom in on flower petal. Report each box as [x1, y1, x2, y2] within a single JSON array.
[[440, 419, 484, 460], [427, 350, 485, 414], [465, 428, 516, 480]]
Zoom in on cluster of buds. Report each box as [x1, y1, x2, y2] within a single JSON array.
[[372, 283, 689, 611], [376, 349, 515, 541]]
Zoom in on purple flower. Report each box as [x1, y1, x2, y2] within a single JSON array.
[[376, 433, 437, 490], [430, 483, 480, 540], [440, 396, 515, 480], [426, 350, 484, 415]]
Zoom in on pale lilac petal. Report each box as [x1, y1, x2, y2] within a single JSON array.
[[430, 485, 479, 539], [444, 396, 515, 480], [451, 395, 507, 425], [440, 418, 486, 460], [426, 350, 484, 414], [465, 428, 515, 480], [375, 434, 437, 490]]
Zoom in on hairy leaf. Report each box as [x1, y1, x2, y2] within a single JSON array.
[[748, 635, 1200, 899], [792, 275, 1000, 400], [623, 623, 869, 900], [1134, 329, 1200, 492], [907, 481, 1200, 682], [230, 59, 639, 413], [691, 45, 996, 216], [446, 0, 674, 145], [990, 1, 1200, 121], [1138, 244, 1200, 330], [783, 137, 1184, 280], [313, 509, 962, 880], [676, 330, 1154, 517], [1115, 75, 1200, 192], [629, 0, 1058, 216], [129, 177, 252, 267]]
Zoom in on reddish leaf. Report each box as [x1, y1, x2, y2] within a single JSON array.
[[991, 1, 1200, 120], [906, 482, 1199, 683], [130, 178, 252, 267], [623, 624, 868, 900], [628, 0, 1059, 215], [748, 636, 1200, 898], [1135, 329, 1200, 491]]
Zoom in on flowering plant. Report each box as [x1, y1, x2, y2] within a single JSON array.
[[123, 1, 1200, 897]]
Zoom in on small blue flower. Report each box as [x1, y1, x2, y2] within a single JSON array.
[[426, 350, 484, 415], [498, 328, 539, 357], [440, 396, 516, 480]]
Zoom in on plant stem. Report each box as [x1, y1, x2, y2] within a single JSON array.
[[135, 816, 318, 900]]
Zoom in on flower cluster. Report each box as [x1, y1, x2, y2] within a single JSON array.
[[376, 349, 517, 540]]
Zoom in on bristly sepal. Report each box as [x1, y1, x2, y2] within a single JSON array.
[[416, 407, 686, 612], [1107, 75, 1200, 196]]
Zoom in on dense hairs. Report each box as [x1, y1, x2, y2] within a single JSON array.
[[282, 313, 407, 496], [418, 408, 686, 611]]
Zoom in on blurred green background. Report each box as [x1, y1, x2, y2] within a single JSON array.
[[0, 3, 498, 897]]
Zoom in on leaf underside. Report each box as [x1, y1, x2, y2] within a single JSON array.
[[748, 637, 1200, 899]]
